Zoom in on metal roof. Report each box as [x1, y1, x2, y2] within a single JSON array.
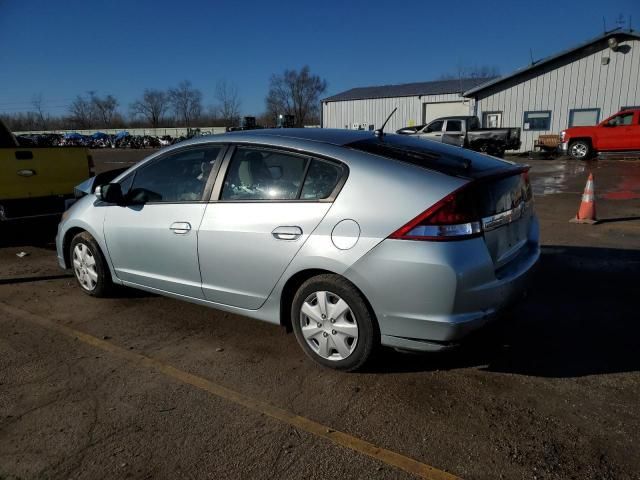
[[464, 29, 640, 96], [322, 77, 495, 103]]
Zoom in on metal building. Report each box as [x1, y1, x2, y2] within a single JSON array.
[[465, 29, 640, 151], [321, 78, 490, 133], [322, 30, 640, 153]]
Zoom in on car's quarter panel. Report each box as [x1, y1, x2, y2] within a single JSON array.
[[103, 203, 207, 298], [345, 216, 539, 346], [198, 202, 331, 309]]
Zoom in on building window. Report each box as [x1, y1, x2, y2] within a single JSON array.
[[483, 111, 502, 128], [523, 111, 551, 131], [569, 108, 600, 127], [621, 106, 640, 111]]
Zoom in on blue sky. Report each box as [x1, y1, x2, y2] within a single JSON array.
[[0, 0, 638, 117]]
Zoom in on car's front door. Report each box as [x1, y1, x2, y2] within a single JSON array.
[[103, 145, 224, 298], [442, 119, 465, 147], [598, 112, 637, 150], [418, 120, 444, 142], [197, 146, 345, 309]]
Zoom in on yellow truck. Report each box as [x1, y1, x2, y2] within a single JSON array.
[[0, 120, 94, 221]]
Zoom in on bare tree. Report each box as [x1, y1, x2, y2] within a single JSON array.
[[130, 89, 168, 128], [265, 66, 327, 127], [168, 80, 202, 128], [90, 92, 118, 128], [31, 93, 48, 130], [68, 95, 94, 128], [214, 80, 241, 126], [439, 64, 500, 81]]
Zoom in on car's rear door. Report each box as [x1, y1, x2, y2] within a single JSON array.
[[197, 145, 346, 309], [103, 145, 224, 298]]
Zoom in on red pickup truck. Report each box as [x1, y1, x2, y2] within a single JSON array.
[[561, 109, 640, 159]]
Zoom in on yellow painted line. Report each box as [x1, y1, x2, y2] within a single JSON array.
[[1, 302, 461, 480]]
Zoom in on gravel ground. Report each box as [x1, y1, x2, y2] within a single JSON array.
[[0, 149, 639, 480]]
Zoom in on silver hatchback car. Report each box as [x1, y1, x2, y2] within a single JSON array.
[[57, 129, 539, 370]]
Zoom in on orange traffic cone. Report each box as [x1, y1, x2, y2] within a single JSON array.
[[570, 173, 597, 224]]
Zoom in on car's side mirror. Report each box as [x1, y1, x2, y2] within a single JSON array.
[[98, 183, 124, 204], [603, 122, 615, 127]]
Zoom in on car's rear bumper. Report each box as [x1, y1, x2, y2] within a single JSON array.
[[345, 217, 540, 351]]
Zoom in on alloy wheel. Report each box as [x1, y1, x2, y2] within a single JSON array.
[[570, 143, 588, 158]]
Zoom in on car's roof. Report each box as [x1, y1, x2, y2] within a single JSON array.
[[185, 128, 379, 148], [431, 116, 476, 121], [227, 128, 380, 145]]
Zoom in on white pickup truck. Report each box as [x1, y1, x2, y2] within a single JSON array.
[[397, 115, 521, 157]]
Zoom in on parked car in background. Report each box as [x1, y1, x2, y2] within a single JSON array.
[[0, 119, 93, 222], [57, 129, 539, 371], [397, 116, 521, 157], [561, 109, 640, 159], [396, 124, 426, 135]]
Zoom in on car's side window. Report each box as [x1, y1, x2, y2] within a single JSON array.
[[128, 146, 222, 203], [426, 121, 443, 133], [220, 147, 309, 201], [300, 160, 344, 200], [445, 120, 462, 132], [608, 113, 634, 126]]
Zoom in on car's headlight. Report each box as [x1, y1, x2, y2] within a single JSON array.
[[560, 130, 566, 141]]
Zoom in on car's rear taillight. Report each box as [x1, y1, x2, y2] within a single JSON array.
[[389, 183, 482, 241], [390, 168, 531, 242]]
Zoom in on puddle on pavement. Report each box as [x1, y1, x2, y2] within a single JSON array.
[[598, 160, 640, 200], [529, 159, 587, 196], [529, 158, 640, 200]]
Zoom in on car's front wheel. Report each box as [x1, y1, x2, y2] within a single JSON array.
[[70, 232, 113, 297], [569, 140, 592, 160], [291, 274, 377, 371]]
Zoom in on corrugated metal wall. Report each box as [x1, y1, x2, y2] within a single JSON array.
[[474, 37, 640, 151], [322, 93, 472, 133]]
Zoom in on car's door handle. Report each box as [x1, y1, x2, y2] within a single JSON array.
[[17, 169, 36, 177], [272, 226, 303, 240], [170, 222, 191, 234], [434, 134, 442, 137]]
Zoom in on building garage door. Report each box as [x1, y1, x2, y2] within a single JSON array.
[[423, 101, 470, 123]]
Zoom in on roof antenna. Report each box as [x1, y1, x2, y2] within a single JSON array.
[[374, 107, 397, 138]]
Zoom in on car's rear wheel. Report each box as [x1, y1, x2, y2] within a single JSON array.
[[569, 140, 592, 160], [291, 274, 377, 371], [70, 232, 113, 297]]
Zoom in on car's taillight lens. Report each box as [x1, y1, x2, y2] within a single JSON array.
[[389, 184, 482, 241], [390, 168, 532, 241]]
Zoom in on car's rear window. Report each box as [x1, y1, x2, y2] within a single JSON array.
[[346, 135, 511, 178]]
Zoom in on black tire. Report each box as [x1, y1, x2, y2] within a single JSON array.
[[69, 231, 114, 297], [568, 140, 592, 160], [291, 274, 378, 371]]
